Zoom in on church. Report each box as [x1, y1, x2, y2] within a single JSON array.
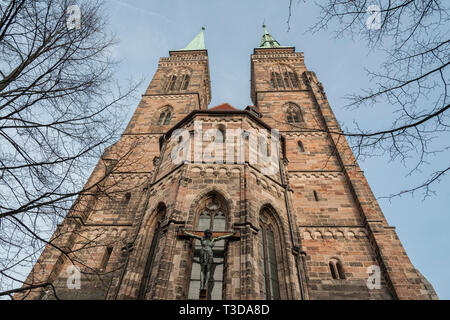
[[17, 26, 437, 300]]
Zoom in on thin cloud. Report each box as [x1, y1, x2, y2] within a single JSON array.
[[107, 0, 175, 24]]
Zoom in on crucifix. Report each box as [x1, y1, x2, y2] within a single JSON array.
[[178, 228, 240, 300]]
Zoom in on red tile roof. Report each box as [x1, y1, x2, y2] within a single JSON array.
[[209, 103, 237, 111]]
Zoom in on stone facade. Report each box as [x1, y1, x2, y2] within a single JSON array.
[[17, 41, 437, 300]]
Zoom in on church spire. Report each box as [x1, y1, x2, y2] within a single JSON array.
[[177, 27, 206, 51], [259, 24, 282, 48]]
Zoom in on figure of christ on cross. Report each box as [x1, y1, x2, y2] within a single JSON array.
[[182, 228, 236, 293]]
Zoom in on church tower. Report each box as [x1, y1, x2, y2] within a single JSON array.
[[17, 27, 437, 300]]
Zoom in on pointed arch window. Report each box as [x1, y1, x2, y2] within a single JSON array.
[[165, 69, 191, 92], [188, 195, 227, 300], [285, 102, 303, 123], [157, 108, 172, 126], [138, 204, 166, 299], [157, 112, 166, 125], [270, 64, 300, 90], [259, 209, 281, 300]]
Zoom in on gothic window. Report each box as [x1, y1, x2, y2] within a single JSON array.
[[289, 72, 299, 88], [164, 112, 172, 125], [167, 75, 177, 91], [283, 72, 291, 88], [157, 107, 173, 126], [284, 102, 303, 123], [297, 141, 305, 152], [270, 64, 300, 90], [157, 112, 166, 125], [270, 72, 276, 88], [138, 204, 166, 299], [165, 69, 191, 92], [329, 258, 346, 280], [259, 208, 281, 300], [188, 194, 227, 300], [276, 72, 283, 88], [181, 74, 190, 90]]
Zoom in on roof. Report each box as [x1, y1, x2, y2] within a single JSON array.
[[175, 27, 206, 51], [209, 103, 238, 111], [259, 24, 284, 48]]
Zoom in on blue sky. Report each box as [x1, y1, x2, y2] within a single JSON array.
[[105, 0, 449, 299]]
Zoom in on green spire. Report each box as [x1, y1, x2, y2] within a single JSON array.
[[178, 27, 206, 51], [259, 24, 282, 48]]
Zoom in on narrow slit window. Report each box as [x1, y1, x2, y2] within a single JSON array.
[[329, 262, 337, 279], [168, 75, 177, 91], [100, 247, 113, 271], [124, 192, 131, 204], [313, 190, 319, 201], [336, 262, 346, 279], [182, 74, 190, 90], [297, 141, 305, 152]]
